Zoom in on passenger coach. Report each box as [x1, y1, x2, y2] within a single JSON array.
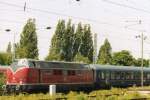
[[92, 64, 150, 88]]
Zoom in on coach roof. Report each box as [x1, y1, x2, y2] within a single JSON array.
[[90, 64, 150, 72]]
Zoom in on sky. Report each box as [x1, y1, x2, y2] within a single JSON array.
[[0, 0, 150, 60]]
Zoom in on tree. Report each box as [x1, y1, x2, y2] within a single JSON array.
[[0, 52, 12, 65], [18, 19, 38, 59], [97, 38, 112, 64], [80, 25, 93, 62], [46, 20, 66, 61], [46, 20, 94, 62], [73, 22, 83, 59], [61, 19, 75, 61], [133, 58, 149, 67], [73, 53, 90, 63], [111, 50, 134, 66], [6, 42, 11, 53]]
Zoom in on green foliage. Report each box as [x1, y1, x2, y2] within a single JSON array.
[[46, 20, 66, 61], [111, 50, 134, 66], [73, 23, 83, 59], [97, 38, 112, 64], [61, 19, 75, 61], [46, 20, 94, 62], [0, 87, 150, 99], [0, 52, 12, 65], [17, 18, 38, 59], [80, 25, 93, 62], [133, 58, 149, 67], [73, 53, 90, 63], [45, 50, 61, 61], [0, 73, 5, 90]]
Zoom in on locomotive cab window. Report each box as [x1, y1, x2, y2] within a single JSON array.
[[28, 61, 35, 68]]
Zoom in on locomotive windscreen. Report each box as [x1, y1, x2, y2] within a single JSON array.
[[11, 59, 29, 72]]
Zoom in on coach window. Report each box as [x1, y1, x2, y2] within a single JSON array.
[[144, 73, 147, 80], [101, 71, 105, 79], [126, 72, 131, 80], [134, 72, 140, 79], [111, 72, 115, 80], [130, 72, 134, 79], [120, 72, 125, 80], [53, 69, 62, 75], [147, 74, 150, 80], [115, 72, 121, 80]]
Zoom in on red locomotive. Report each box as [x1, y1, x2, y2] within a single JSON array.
[[7, 58, 150, 93], [6, 59, 94, 92]]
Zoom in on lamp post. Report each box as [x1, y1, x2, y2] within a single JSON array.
[[5, 29, 15, 62], [5, 26, 51, 62]]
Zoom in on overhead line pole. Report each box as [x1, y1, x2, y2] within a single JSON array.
[[125, 19, 146, 87], [141, 33, 144, 87], [136, 32, 147, 87]]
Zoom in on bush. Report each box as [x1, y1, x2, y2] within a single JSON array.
[[0, 73, 5, 90]]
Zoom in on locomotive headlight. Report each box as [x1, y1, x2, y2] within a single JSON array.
[[19, 80, 23, 84], [13, 77, 15, 80]]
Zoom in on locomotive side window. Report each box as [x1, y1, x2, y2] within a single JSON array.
[[68, 70, 76, 76], [53, 69, 62, 75], [44, 70, 52, 75], [77, 70, 82, 76], [63, 70, 67, 76]]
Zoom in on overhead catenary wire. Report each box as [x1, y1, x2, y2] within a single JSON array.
[[0, 0, 148, 35], [102, 0, 150, 14], [0, 1, 149, 43], [0, 1, 110, 25]]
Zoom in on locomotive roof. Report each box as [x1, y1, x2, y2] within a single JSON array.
[[90, 64, 150, 72], [16, 59, 90, 69]]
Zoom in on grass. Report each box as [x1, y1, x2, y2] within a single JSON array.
[[0, 87, 150, 100]]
